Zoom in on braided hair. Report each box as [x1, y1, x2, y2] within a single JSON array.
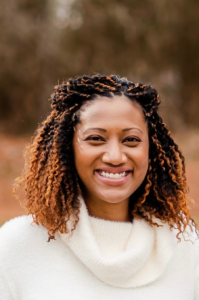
[[13, 74, 197, 240]]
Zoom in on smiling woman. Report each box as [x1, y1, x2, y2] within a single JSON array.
[[0, 74, 199, 299], [73, 96, 149, 222]]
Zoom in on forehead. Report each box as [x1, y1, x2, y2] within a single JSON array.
[[77, 95, 147, 129]]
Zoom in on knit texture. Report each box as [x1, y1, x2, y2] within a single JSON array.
[[0, 198, 199, 299], [61, 198, 176, 288]]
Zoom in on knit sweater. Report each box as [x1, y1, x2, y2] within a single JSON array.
[[0, 198, 199, 299]]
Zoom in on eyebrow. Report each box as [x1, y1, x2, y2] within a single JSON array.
[[122, 127, 143, 134], [83, 127, 143, 134]]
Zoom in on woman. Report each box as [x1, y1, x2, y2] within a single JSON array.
[[0, 74, 198, 299]]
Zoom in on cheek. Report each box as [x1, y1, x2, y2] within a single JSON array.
[[73, 135, 101, 165], [130, 144, 149, 167], [74, 144, 94, 165], [137, 157, 149, 179], [141, 151, 149, 174], [73, 141, 97, 180]]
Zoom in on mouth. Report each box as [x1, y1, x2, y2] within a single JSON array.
[[94, 169, 132, 186], [98, 171, 129, 179]]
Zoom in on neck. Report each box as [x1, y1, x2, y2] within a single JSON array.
[[83, 194, 131, 222]]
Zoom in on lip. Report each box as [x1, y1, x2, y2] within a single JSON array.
[[95, 170, 132, 186]]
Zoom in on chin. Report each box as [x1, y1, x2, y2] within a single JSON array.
[[96, 190, 131, 204]]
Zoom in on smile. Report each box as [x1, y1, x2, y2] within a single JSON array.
[[100, 171, 127, 179], [95, 170, 132, 186]]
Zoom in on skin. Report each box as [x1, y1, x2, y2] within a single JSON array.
[[72, 95, 149, 222]]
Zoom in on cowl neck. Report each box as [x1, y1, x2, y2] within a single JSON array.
[[60, 197, 176, 288]]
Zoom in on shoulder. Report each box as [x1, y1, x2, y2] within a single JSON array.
[[0, 215, 34, 235], [152, 217, 199, 251], [167, 221, 199, 261], [0, 215, 49, 260], [0, 215, 48, 240]]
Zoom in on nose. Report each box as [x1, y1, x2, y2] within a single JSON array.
[[102, 140, 127, 165]]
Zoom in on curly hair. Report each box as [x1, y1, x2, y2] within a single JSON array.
[[13, 74, 197, 240]]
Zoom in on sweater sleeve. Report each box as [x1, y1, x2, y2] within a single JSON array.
[[0, 266, 13, 300]]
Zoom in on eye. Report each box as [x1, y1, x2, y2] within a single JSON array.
[[86, 135, 105, 142], [123, 137, 141, 143]]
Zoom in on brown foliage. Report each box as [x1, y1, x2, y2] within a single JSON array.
[[0, 0, 199, 133]]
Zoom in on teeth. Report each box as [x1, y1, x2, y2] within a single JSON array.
[[100, 171, 127, 179]]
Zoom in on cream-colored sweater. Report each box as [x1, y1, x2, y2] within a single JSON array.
[[0, 198, 199, 299]]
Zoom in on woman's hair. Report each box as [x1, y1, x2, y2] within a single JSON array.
[[14, 74, 197, 240]]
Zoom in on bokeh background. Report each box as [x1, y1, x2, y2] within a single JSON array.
[[0, 0, 199, 225]]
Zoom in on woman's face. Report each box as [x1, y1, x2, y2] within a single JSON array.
[[72, 95, 149, 206]]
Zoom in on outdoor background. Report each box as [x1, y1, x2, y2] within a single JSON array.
[[0, 0, 199, 225]]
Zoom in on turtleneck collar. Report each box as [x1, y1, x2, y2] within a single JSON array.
[[60, 197, 176, 288]]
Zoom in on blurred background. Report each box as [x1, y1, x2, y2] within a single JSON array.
[[0, 0, 199, 225]]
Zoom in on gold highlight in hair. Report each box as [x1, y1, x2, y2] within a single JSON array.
[[13, 74, 197, 240]]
